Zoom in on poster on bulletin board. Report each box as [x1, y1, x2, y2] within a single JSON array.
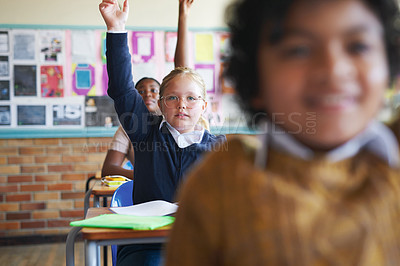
[[85, 96, 119, 127], [0, 31, 9, 53], [195, 64, 215, 93], [0, 80, 10, 100], [17, 105, 46, 126], [165, 32, 177, 62], [41, 65, 64, 97], [101, 32, 107, 64], [52, 104, 82, 126], [71, 30, 96, 63], [39, 30, 64, 64], [0, 105, 11, 126], [218, 32, 230, 62], [14, 65, 37, 97], [0, 56, 9, 77], [72, 63, 95, 96], [13, 31, 36, 61], [194, 33, 214, 63], [132, 31, 155, 63]]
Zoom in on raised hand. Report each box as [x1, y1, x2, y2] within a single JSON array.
[[99, 0, 129, 31], [175, 0, 193, 67], [179, 0, 194, 18]]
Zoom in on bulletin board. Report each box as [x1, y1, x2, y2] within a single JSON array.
[[0, 27, 247, 134]]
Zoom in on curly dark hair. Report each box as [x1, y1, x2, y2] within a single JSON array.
[[135, 77, 160, 89], [224, 0, 400, 125]]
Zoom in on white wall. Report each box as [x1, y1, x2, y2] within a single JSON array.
[[0, 0, 233, 29]]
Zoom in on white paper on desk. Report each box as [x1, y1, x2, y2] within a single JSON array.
[[110, 200, 178, 216]]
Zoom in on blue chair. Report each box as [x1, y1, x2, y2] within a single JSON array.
[[110, 180, 134, 266], [122, 160, 133, 170]]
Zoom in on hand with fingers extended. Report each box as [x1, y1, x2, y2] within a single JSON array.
[[99, 0, 129, 31], [179, 0, 194, 18]]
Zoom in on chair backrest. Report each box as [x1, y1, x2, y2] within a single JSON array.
[[111, 180, 134, 207]]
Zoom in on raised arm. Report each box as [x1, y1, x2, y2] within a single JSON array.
[[100, 0, 155, 142], [174, 0, 194, 68], [99, 0, 133, 101]]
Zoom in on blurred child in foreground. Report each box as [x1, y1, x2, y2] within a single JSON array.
[[166, 0, 400, 265]]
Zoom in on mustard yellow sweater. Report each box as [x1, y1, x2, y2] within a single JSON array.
[[165, 137, 400, 266]]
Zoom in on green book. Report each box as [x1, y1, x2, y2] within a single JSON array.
[[70, 214, 175, 230]]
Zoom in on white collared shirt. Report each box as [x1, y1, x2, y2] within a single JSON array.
[[107, 30, 128, 34], [255, 120, 399, 168], [160, 119, 205, 148]]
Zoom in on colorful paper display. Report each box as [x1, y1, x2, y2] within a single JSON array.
[[132, 31, 155, 63], [1, 28, 231, 128], [41, 65, 64, 97], [39, 30, 64, 64], [195, 33, 214, 63], [72, 63, 95, 96]]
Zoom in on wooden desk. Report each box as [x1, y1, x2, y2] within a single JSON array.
[[66, 207, 171, 266], [85, 171, 102, 192], [84, 182, 118, 216], [91, 183, 118, 208], [82, 207, 170, 240]]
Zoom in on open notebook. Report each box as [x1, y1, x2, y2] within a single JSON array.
[[70, 200, 178, 230], [110, 200, 178, 216]]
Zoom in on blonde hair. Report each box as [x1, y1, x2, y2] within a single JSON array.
[[160, 67, 209, 130], [197, 116, 210, 131], [159, 67, 206, 98]]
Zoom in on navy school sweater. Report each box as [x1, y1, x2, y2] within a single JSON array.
[[106, 33, 226, 204]]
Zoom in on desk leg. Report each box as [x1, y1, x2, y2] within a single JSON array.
[[102, 196, 108, 207], [85, 240, 100, 266], [84, 188, 93, 217], [102, 196, 108, 266], [66, 226, 82, 266], [93, 195, 100, 208]]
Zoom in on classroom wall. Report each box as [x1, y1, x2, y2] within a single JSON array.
[[0, 133, 245, 238], [0, 0, 233, 29], [0, 136, 111, 237], [0, 0, 241, 129], [0, 0, 236, 240]]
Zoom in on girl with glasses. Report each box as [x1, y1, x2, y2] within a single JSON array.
[[99, 0, 226, 265]]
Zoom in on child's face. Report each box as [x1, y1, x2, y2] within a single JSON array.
[[158, 75, 207, 133], [255, 0, 389, 150], [136, 79, 160, 113]]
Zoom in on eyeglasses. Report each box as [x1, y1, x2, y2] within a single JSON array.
[[160, 95, 204, 108]]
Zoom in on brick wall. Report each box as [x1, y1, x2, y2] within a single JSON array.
[[0, 136, 112, 238]]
